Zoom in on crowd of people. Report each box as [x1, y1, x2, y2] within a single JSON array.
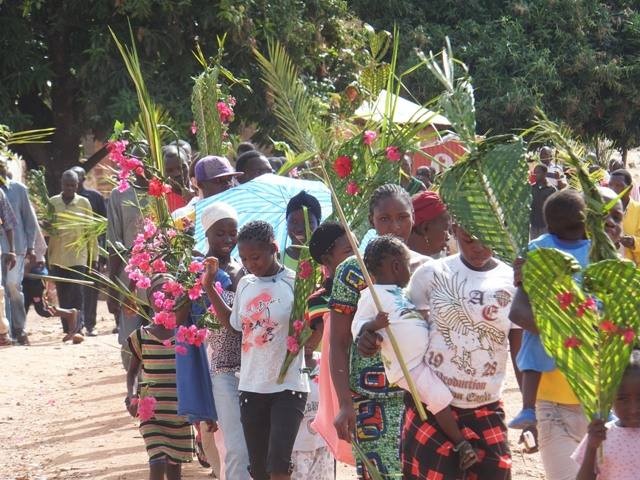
[[2, 141, 640, 480]]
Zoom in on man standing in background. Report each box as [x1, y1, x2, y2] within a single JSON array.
[[106, 170, 147, 368], [72, 166, 107, 336], [0, 156, 35, 345], [47, 170, 91, 342]]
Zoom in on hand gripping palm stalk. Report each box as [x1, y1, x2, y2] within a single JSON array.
[[277, 207, 320, 383], [523, 116, 638, 421], [423, 40, 531, 265]]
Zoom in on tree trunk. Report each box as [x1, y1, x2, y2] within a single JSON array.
[[622, 146, 628, 167], [46, 14, 82, 193]]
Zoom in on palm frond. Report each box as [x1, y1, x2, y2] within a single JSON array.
[[110, 25, 169, 225], [254, 41, 319, 154], [526, 111, 618, 262], [0, 125, 55, 147], [419, 38, 476, 150], [26, 168, 57, 230], [53, 207, 107, 261], [439, 136, 530, 264], [523, 248, 640, 419]]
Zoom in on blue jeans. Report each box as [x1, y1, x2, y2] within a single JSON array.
[[3, 254, 26, 336], [212, 372, 251, 480]]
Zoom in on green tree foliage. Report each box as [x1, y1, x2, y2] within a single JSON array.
[[0, 0, 365, 187], [350, 0, 640, 158]]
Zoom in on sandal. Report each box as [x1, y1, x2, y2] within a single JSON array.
[[454, 440, 478, 470], [195, 440, 210, 468]]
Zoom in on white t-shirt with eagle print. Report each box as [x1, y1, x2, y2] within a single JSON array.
[[407, 254, 518, 408]]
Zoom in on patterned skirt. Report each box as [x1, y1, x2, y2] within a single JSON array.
[[401, 394, 512, 480], [350, 359, 404, 479], [140, 419, 195, 463]]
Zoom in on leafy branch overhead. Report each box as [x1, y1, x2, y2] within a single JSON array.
[[423, 40, 530, 264]]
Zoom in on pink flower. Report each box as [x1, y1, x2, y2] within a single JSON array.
[[118, 179, 130, 192], [385, 146, 402, 162], [298, 260, 312, 280], [214, 281, 224, 295], [346, 181, 360, 196], [107, 140, 128, 159], [363, 130, 377, 146], [167, 229, 178, 239], [162, 339, 172, 347], [556, 292, 573, 310], [194, 328, 208, 347], [188, 283, 203, 301], [153, 311, 176, 329], [293, 320, 304, 334], [217, 101, 234, 123], [136, 276, 151, 289], [621, 327, 636, 345], [175, 345, 188, 356], [176, 325, 188, 343], [333, 155, 353, 179], [137, 395, 157, 421], [152, 291, 166, 309], [143, 219, 157, 240], [599, 320, 617, 333], [163, 280, 184, 297], [162, 299, 175, 311], [563, 335, 582, 349], [151, 258, 167, 274], [286, 336, 300, 354], [227, 96, 236, 107], [190, 121, 198, 135], [188, 260, 204, 274]]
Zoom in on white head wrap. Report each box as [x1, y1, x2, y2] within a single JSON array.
[[200, 202, 238, 233]]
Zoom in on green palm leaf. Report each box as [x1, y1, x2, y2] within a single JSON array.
[[110, 25, 169, 224], [0, 125, 55, 147], [439, 137, 530, 264], [423, 40, 530, 264], [526, 112, 618, 262], [523, 248, 640, 419], [254, 41, 319, 154]]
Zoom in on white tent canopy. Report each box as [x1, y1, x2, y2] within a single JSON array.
[[354, 89, 450, 126]]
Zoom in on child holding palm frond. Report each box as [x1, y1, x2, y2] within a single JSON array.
[[573, 350, 640, 480]]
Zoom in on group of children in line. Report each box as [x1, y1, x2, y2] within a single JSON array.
[[124, 169, 640, 480]]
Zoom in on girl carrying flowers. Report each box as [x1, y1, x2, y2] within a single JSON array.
[[203, 220, 309, 480], [125, 274, 194, 480]]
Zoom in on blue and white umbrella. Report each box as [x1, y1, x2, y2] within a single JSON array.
[[194, 174, 333, 254]]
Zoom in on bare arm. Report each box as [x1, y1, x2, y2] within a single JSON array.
[[125, 353, 141, 417], [509, 287, 538, 333], [508, 328, 523, 389], [576, 419, 606, 480], [329, 310, 357, 442], [202, 258, 232, 329]]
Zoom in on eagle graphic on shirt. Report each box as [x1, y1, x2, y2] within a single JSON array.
[[430, 271, 506, 375]]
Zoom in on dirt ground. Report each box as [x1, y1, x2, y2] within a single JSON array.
[[0, 301, 546, 480]]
